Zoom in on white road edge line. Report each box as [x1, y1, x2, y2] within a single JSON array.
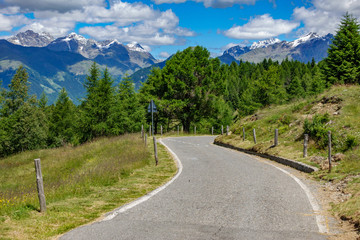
[[268, 163, 328, 234], [101, 138, 183, 221]]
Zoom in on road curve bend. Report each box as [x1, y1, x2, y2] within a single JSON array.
[[60, 136, 327, 240]]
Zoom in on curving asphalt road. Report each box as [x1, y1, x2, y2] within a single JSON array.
[[60, 136, 327, 240]]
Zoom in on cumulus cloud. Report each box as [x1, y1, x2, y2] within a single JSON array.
[[0, 13, 29, 31], [222, 14, 299, 39], [1, 0, 105, 12], [154, 0, 256, 8], [2, 1, 194, 47], [159, 51, 171, 59], [293, 0, 360, 35], [79, 25, 177, 45]]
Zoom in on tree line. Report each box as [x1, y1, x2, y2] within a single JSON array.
[[0, 13, 358, 157]]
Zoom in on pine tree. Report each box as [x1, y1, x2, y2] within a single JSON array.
[[49, 88, 77, 146], [324, 13, 360, 84], [3, 65, 29, 116]]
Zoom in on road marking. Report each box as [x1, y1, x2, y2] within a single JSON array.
[[212, 142, 328, 234], [102, 138, 183, 221], [264, 162, 328, 234]]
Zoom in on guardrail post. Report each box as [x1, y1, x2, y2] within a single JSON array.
[[153, 136, 158, 166], [303, 134, 308, 157], [34, 158, 46, 212], [253, 129, 257, 144], [328, 131, 332, 172]]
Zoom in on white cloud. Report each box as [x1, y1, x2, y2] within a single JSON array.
[[159, 51, 171, 59], [2, 0, 105, 12], [79, 25, 177, 45], [223, 14, 299, 39], [0, 13, 29, 31], [293, 0, 360, 35], [154, 0, 256, 8], [2, 1, 194, 47]]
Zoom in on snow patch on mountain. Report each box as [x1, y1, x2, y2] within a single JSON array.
[[290, 32, 320, 48], [250, 38, 281, 50], [127, 42, 147, 52]]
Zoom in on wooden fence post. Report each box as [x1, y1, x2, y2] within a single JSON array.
[[153, 136, 158, 166], [243, 127, 245, 141], [145, 134, 147, 147], [253, 129, 257, 144], [274, 128, 278, 146], [303, 134, 308, 157], [34, 158, 46, 212], [328, 131, 332, 172]]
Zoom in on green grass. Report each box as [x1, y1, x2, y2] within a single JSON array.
[[0, 134, 177, 239], [216, 85, 360, 227]]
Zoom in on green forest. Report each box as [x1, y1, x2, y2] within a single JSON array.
[[0, 13, 359, 158]]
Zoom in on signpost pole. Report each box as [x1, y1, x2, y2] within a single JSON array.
[[151, 100, 154, 136]]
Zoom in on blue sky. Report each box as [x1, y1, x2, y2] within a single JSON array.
[[0, 0, 359, 59]]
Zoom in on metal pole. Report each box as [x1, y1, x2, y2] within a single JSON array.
[[221, 125, 223, 135], [226, 126, 229, 136], [274, 129, 278, 146], [243, 127, 245, 141], [211, 127, 213, 135], [161, 125, 163, 136]]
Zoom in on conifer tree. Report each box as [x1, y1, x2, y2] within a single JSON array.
[[49, 88, 77, 146], [324, 13, 360, 84]]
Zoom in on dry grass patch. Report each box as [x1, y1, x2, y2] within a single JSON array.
[[0, 134, 177, 240]]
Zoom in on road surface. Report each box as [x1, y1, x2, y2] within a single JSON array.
[[60, 136, 327, 239]]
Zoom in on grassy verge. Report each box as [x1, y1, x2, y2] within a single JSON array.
[[216, 85, 360, 228], [0, 134, 177, 240]]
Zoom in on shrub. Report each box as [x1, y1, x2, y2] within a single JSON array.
[[303, 113, 331, 148]]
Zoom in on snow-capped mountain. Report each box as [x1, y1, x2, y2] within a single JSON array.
[[7, 30, 54, 47], [250, 38, 281, 50], [289, 32, 320, 48], [220, 32, 333, 64], [1, 31, 157, 104], [127, 42, 147, 52]]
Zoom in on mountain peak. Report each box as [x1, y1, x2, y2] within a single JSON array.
[[250, 38, 281, 50], [7, 30, 54, 47], [290, 32, 320, 47], [127, 42, 147, 52]]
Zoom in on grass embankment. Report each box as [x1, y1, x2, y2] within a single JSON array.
[[0, 134, 177, 240], [216, 85, 360, 227]]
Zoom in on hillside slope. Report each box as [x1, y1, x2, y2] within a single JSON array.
[[216, 85, 360, 229]]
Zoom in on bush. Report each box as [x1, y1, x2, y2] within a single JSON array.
[[344, 135, 358, 151], [303, 113, 331, 148]]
